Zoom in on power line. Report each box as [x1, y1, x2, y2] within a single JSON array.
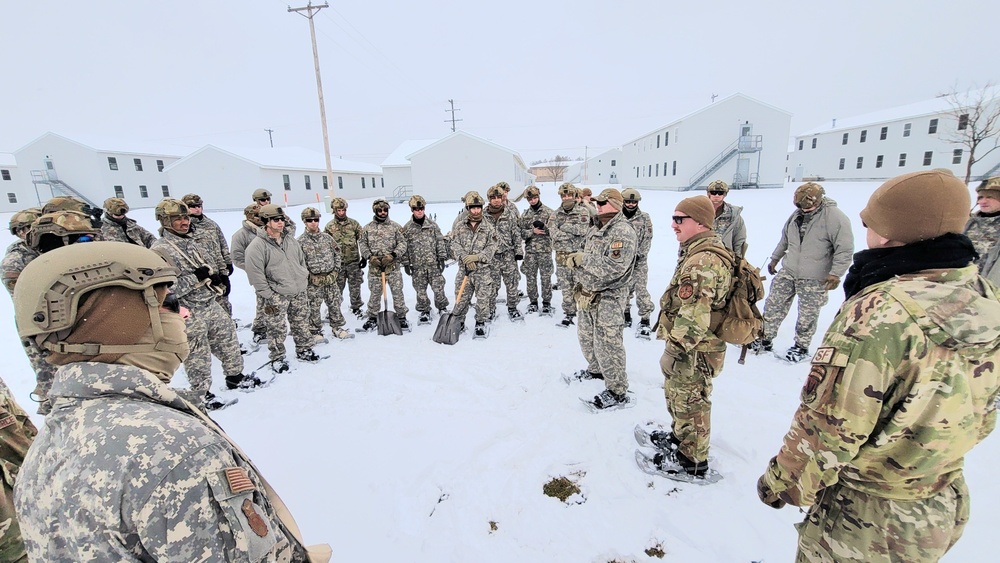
[[444, 99, 462, 132]]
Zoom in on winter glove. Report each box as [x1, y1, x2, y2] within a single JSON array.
[[194, 265, 211, 281], [210, 273, 232, 296], [359, 258, 367, 270], [756, 475, 786, 509], [515, 253, 524, 261], [381, 254, 395, 267], [767, 259, 779, 276], [263, 297, 279, 316], [662, 342, 690, 377], [823, 274, 840, 291], [404, 265, 412, 276], [573, 284, 597, 312], [532, 220, 545, 230], [462, 254, 480, 267], [368, 256, 382, 270], [565, 252, 585, 269], [226, 263, 234, 275]]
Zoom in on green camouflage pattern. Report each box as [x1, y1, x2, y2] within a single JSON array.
[[550, 201, 591, 315], [324, 215, 365, 311], [360, 218, 408, 319], [298, 230, 345, 331], [963, 212, 1000, 269], [0, 377, 36, 562], [521, 202, 554, 305], [450, 217, 498, 324], [402, 216, 449, 313], [1, 241, 38, 295]]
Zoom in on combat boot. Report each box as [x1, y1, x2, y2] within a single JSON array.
[[508, 308, 522, 321], [649, 430, 680, 452], [332, 327, 355, 340], [540, 302, 554, 315], [252, 331, 266, 345], [360, 317, 378, 332], [398, 317, 410, 331], [654, 449, 708, 477], [418, 311, 431, 324], [352, 308, 365, 320], [526, 302, 539, 314], [474, 322, 487, 338], [270, 359, 289, 374], [560, 314, 575, 328], [591, 389, 629, 410], [749, 338, 773, 354], [783, 345, 810, 363], [203, 392, 232, 411], [637, 318, 651, 338], [297, 349, 321, 363], [623, 309, 633, 328]]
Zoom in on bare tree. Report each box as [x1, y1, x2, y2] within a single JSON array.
[[943, 82, 1000, 183], [533, 155, 571, 183]]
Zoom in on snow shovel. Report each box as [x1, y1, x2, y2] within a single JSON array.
[[377, 270, 402, 336], [433, 275, 469, 345]]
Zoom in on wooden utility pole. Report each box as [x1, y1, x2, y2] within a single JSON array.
[[444, 99, 463, 132], [289, 2, 334, 198], [264, 128, 275, 148]]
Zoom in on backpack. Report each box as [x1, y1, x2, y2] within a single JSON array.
[[699, 246, 765, 346]]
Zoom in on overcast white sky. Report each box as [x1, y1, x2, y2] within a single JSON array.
[[2, 1, 997, 164]]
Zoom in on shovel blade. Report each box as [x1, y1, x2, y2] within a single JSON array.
[[432, 313, 462, 345], [377, 311, 402, 336]]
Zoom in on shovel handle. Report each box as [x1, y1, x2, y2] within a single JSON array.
[[454, 275, 469, 304], [381, 271, 389, 310]]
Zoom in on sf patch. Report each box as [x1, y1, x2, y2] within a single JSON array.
[[241, 499, 270, 538], [678, 283, 694, 300]]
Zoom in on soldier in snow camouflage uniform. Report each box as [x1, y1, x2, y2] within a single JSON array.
[[183, 193, 235, 315], [707, 179, 747, 259], [549, 183, 592, 327], [566, 189, 637, 409], [251, 188, 296, 236], [2, 209, 41, 294], [12, 243, 323, 561], [298, 207, 351, 341], [520, 185, 554, 314], [359, 198, 409, 331], [621, 188, 654, 331], [151, 199, 261, 409], [758, 170, 1000, 563], [325, 197, 366, 318], [100, 197, 156, 248], [450, 191, 499, 335], [651, 196, 732, 476], [401, 195, 449, 322], [963, 176, 1000, 271], [232, 203, 267, 341], [484, 184, 524, 320], [0, 376, 36, 562]]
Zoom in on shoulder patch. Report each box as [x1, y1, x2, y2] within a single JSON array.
[[678, 283, 694, 300], [225, 467, 256, 494], [801, 364, 827, 404], [811, 347, 835, 365], [241, 499, 270, 537], [610, 241, 624, 249]]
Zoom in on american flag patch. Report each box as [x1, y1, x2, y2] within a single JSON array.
[[610, 241, 624, 249], [0, 415, 14, 430], [225, 467, 256, 494]]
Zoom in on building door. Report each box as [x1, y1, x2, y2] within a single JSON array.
[[44, 157, 58, 181], [735, 159, 750, 186]]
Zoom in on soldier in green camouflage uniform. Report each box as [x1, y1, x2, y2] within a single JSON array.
[[653, 196, 732, 475], [963, 176, 1000, 271], [232, 203, 267, 341], [12, 242, 324, 561], [0, 376, 36, 562], [324, 197, 365, 318], [621, 188, 654, 330], [100, 197, 156, 248], [401, 195, 449, 323], [298, 207, 351, 340], [520, 186, 554, 314], [549, 183, 592, 326], [151, 199, 260, 408], [707, 180, 747, 259], [183, 193, 234, 315], [450, 191, 499, 334], [484, 184, 525, 320], [566, 189, 637, 408], [359, 198, 409, 330], [757, 170, 1000, 563]]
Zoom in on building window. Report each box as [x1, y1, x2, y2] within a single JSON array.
[[0, 169, 10, 180], [322, 176, 329, 190], [362, 177, 366, 189], [838, 158, 845, 170], [156, 159, 164, 172], [860, 130, 868, 143], [381, 178, 384, 188], [304, 175, 312, 190], [903, 123, 911, 137], [672, 161, 677, 175], [656, 134, 660, 148], [133, 158, 143, 171], [811, 138, 817, 149], [798, 140, 804, 151], [655, 163, 659, 177], [880, 126, 888, 140], [928, 118, 938, 134], [372, 177, 376, 189], [108, 157, 118, 170], [958, 114, 969, 130], [161, 185, 170, 197], [856, 157, 864, 169], [898, 153, 907, 166], [283, 174, 291, 191], [842, 133, 849, 145], [114, 185, 124, 198], [665, 132, 669, 146], [139, 185, 148, 198], [611, 159, 616, 167], [923, 151, 933, 166], [648, 165, 652, 177], [338, 176, 343, 190], [7, 193, 16, 204], [876, 155, 884, 168], [953, 149, 963, 164]]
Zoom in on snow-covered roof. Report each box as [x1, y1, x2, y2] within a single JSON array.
[[409, 130, 527, 169], [195, 145, 382, 174], [623, 93, 792, 145], [0, 153, 15, 167], [381, 139, 437, 167], [27, 132, 194, 157]]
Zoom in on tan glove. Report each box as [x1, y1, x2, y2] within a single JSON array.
[[823, 274, 840, 291], [381, 254, 395, 267], [756, 474, 786, 509], [368, 256, 382, 270], [565, 252, 585, 269], [573, 284, 596, 312], [767, 259, 779, 276], [461, 254, 480, 267]]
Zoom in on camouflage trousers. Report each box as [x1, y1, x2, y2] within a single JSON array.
[[577, 287, 629, 395], [762, 270, 829, 349], [21, 339, 55, 415], [488, 251, 521, 313], [338, 259, 365, 312], [521, 250, 553, 305], [795, 477, 969, 563], [453, 267, 494, 324], [410, 266, 449, 313], [216, 292, 233, 317], [263, 291, 313, 361], [252, 294, 266, 336], [307, 278, 345, 332], [627, 257, 655, 319], [0, 383, 35, 562], [659, 346, 725, 463], [366, 266, 408, 319], [183, 299, 244, 393], [555, 260, 580, 317]]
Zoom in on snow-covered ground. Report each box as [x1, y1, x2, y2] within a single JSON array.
[[2, 181, 996, 562]]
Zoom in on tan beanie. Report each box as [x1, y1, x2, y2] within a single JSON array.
[[594, 188, 624, 210], [675, 195, 716, 229], [860, 170, 970, 243]]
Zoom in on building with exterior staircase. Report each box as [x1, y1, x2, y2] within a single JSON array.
[[619, 93, 791, 191]]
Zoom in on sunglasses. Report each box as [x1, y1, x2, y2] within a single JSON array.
[[708, 190, 726, 196], [268, 217, 285, 223], [595, 200, 608, 206], [304, 218, 320, 223], [76, 234, 96, 242], [671, 215, 691, 224]]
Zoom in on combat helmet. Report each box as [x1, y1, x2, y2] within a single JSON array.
[[26, 210, 101, 253], [41, 196, 103, 228], [557, 182, 578, 198], [104, 197, 129, 216], [707, 180, 729, 194], [9, 207, 41, 236], [258, 204, 286, 222], [372, 198, 390, 212], [301, 207, 321, 221], [154, 199, 190, 226], [408, 195, 426, 210], [331, 197, 348, 210], [794, 182, 825, 209], [486, 185, 505, 200], [244, 203, 263, 226], [252, 188, 272, 202], [464, 191, 485, 208], [181, 193, 204, 208], [622, 188, 641, 203], [524, 185, 540, 199]]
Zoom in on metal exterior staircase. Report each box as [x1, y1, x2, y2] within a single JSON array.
[[392, 184, 413, 204], [30, 171, 99, 208], [686, 135, 762, 191]]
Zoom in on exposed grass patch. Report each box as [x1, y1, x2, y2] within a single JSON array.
[[543, 476, 581, 502], [645, 542, 666, 558]]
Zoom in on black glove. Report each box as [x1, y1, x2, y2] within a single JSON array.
[[533, 220, 545, 230], [226, 264, 234, 276], [404, 265, 412, 276], [515, 253, 523, 261], [359, 258, 367, 269], [756, 475, 786, 509], [194, 266, 211, 281], [210, 274, 232, 296]]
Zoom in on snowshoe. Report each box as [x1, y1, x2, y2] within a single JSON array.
[[270, 359, 290, 374], [473, 322, 489, 339], [296, 349, 323, 363], [580, 389, 634, 412], [418, 311, 432, 325], [561, 370, 604, 384], [778, 345, 810, 364], [633, 424, 680, 452], [226, 373, 274, 392], [636, 319, 651, 340], [398, 317, 411, 332], [552, 282, 560, 291], [204, 392, 238, 411], [312, 332, 329, 345], [540, 303, 554, 317], [352, 308, 365, 320], [624, 309, 633, 328], [557, 314, 575, 329], [332, 327, 355, 340], [252, 331, 266, 345], [526, 302, 539, 314], [748, 338, 773, 354], [356, 317, 378, 333], [508, 308, 524, 322], [634, 449, 722, 485]]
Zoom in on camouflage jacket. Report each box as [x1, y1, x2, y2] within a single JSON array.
[[656, 232, 732, 354], [15, 362, 306, 562], [401, 216, 447, 270], [324, 216, 363, 264], [769, 198, 854, 281], [548, 201, 591, 253], [484, 204, 523, 256], [964, 212, 1000, 268], [245, 229, 309, 299], [521, 202, 554, 254], [359, 219, 407, 261], [1, 240, 38, 295], [151, 229, 222, 307], [576, 211, 637, 294], [713, 202, 747, 258], [623, 207, 653, 258], [231, 220, 259, 271], [100, 216, 156, 248], [188, 219, 228, 273], [761, 265, 1000, 506], [191, 213, 233, 269], [450, 218, 499, 277], [0, 377, 36, 563], [297, 230, 342, 275]]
